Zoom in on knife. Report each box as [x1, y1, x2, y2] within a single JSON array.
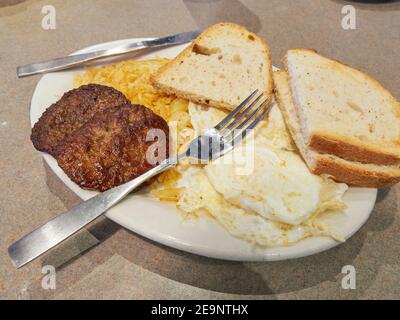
[[16, 30, 200, 78]]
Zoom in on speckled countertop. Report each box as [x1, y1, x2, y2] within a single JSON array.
[[0, 0, 399, 300]]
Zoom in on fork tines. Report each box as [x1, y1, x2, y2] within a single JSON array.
[[215, 90, 273, 146]]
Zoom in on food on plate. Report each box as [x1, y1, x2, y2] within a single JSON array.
[[284, 49, 400, 166], [274, 70, 400, 187], [274, 49, 400, 187], [31, 84, 129, 156], [178, 167, 344, 247], [151, 22, 273, 111], [74, 59, 191, 151], [73, 58, 192, 194], [74, 59, 190, 134], [146, 26, 353, 246], [175, 103, 348, 246], [31, 22, 395, 248], [55, 104, 169, 191]]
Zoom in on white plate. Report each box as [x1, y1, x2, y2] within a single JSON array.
[[30, 38, 377, 261]]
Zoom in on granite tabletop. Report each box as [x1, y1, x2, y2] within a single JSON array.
[[0, 0, 399, 300]]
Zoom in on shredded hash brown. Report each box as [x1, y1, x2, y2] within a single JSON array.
[[74, 59, 191, 201]]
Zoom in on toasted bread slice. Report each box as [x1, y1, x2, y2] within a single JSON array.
[[273, 70, 400, 188], [283, 49, 400, 166], [151, 22, 273, 110]]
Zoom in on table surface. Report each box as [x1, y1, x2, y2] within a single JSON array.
[[1, 0, 399, 300]]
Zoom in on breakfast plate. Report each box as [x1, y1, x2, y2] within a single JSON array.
[[30, 38, 377, 261]]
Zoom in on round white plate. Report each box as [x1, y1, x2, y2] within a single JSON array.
[[30, 38, 377, 261]]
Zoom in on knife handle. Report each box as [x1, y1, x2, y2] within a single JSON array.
[[8, 157, 176, 268]]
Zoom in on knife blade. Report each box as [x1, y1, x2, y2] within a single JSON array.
[[17, 30, 200, 78]]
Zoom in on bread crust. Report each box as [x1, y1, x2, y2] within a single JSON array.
[[151, 22, 273, 111], [312, 155, 400, 188], [310, 131, 400, 166], [273, 69, 400, 188], [283, 48, 400, 166]]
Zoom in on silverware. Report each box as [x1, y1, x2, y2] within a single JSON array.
[[16, 30, 200, 78], [8, 91, 273, 268]]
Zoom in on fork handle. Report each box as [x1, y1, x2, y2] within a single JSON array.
[[8, 157, 177, 268]]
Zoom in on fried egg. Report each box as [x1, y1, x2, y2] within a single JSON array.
[[175, 102, 348, 246], [178, 166, 345, 247]]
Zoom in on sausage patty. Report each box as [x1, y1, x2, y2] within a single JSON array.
[[31, 84, 130, 156], [55, 104, 169, 191]]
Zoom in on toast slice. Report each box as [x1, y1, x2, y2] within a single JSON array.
[[151, 23, 273, 110], [283, 49, 400, 166], [273, 70, 400, 188]]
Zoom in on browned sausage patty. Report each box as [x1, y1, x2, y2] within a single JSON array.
[[55, 104, 169, 191], [31, 84, 130, 156]]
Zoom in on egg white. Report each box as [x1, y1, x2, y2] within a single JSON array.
[[174, 102, 348, 247], [178, 166, 344, 247]]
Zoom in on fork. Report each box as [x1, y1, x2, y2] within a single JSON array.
[[8, 90, 273, 268]]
